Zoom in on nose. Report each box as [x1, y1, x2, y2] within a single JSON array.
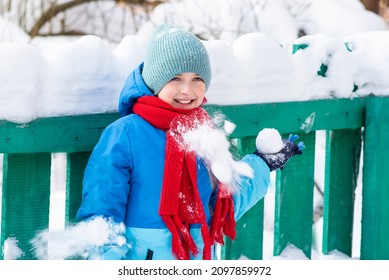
[[180, 82, 192, 95]]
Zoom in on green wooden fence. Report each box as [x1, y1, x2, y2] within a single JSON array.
[[1, 96, 389, 260]]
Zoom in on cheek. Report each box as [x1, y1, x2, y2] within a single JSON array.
[[195, 95, 205, 106], [195, 87, 206, 99], [158, 88, 176, 103]]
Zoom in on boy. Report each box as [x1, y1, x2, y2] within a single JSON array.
[[76, 23, 303, 260]]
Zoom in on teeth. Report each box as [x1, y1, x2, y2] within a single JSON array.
[[177, 99, 192, 104]]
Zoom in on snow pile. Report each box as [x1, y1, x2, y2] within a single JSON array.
[[0, 34, 147, 123], [273, 244, 353, 260], [215, 32, 296, 104], [344, 31, 389, 95], [291, 34, 356, 100], [0, 42, 43, 122], [0, 0, 386, 123], [39, 35, 124, 117], [2, 237, 23, 260], [1, 29, 389, 123]]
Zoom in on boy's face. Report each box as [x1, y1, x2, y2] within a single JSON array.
[[157, 72, 206, 110]]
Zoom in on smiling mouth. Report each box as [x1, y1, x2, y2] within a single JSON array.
[[175, 99, 194, 104]]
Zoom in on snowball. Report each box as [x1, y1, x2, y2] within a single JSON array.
[[256, 128, 283, 154], [182, 120, 253, 192]]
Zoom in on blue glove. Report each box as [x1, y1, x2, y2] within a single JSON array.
[[254, 134, 305, 171]]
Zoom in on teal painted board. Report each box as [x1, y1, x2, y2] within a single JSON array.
[[322, 129, 361, 256], [222, 136, 264, 260], [1, 153, 51, 260], [222, 201, 264, 260], [0, 99, 366, 154], [65, 152, 91, 225], [361, 97, 389, 259], [0, 113, 119, 154], [205, 98, 366, 138], [273, 132, 315, 259]]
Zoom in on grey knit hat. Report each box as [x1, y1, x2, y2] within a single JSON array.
[[142, 23, 211, 95]]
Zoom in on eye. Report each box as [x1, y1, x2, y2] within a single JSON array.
[[193, 77, 204, 82], [170, 76, 180, 82]]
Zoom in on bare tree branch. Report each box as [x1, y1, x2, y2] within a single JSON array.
[[36, 30, 89, 37], [29, 0, 112, 37], [361, 0, 380, 14], [28, 0, 165, 39]]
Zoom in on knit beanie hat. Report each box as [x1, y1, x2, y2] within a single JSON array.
[[142, 23, 211, 95]]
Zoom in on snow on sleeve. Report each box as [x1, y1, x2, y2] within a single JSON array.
[[30, 216, 127, 260]]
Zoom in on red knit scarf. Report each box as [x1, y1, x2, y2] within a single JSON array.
[[133, 96, 236, 260]]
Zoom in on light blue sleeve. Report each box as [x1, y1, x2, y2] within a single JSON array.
[[233, 154, 271, 221], [76, 120, 134, 224], [87, 245, 129, 260]]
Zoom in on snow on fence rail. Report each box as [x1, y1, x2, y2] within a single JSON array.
[[1, 96, 389, 260]]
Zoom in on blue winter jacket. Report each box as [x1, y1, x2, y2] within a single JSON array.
[[76, 63, 270, 260]]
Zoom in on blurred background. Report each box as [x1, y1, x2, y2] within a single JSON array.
[[1, 0, 388, 46]]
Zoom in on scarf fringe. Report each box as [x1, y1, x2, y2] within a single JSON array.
[[210, 186, 236, 245], [201, 224, 212, 260], [162, 215, 200, 260]]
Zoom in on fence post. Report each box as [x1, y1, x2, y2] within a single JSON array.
[[222, 136, 264, 260], [1, 153, 51, 260], [65, 152, 91, 224], [273, 132, 315, 259], [322, 129, 361, 256], [361, 96, 389, 259]]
